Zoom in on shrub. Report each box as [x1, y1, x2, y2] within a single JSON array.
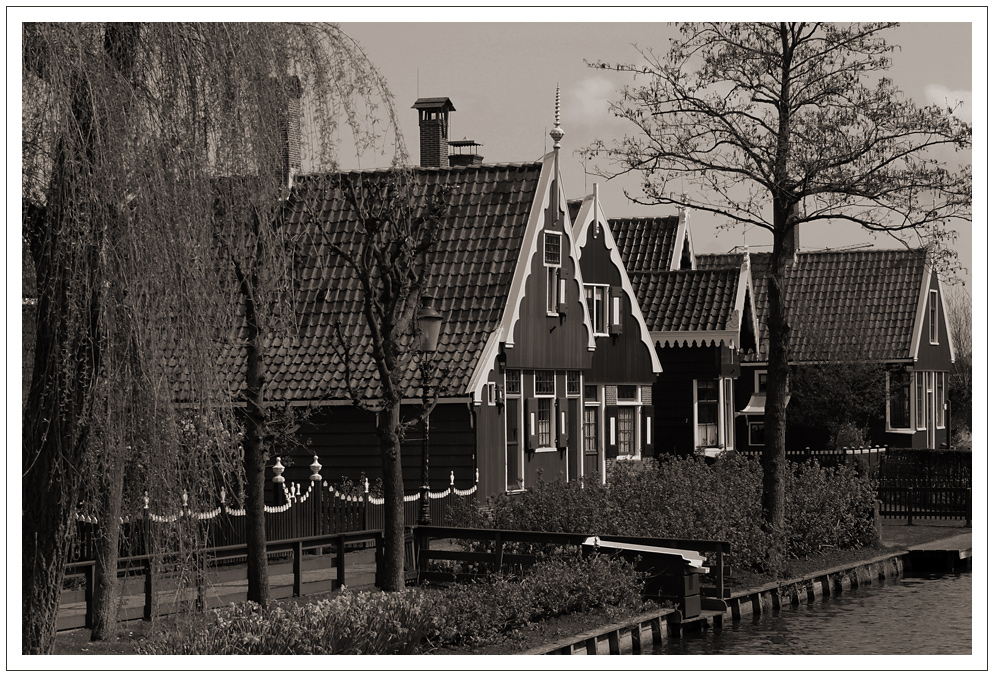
[[138, 590, 445, 655], [450, 454, 878, 576], [429, 553, 647, 647], [784, 461, 879, 559]]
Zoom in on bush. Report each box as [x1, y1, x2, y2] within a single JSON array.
[[450, 454, 879, 576], [784, 461, 879, 559], [429, 553, 647, 647], [138, 590, 445, 655]]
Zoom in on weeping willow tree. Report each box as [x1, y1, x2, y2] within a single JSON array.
[[22, 22, 403, 653]]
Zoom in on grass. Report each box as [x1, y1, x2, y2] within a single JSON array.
[[51, 518, 969, 656]]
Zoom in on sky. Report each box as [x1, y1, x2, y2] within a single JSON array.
[[333, 14, 980, 294]]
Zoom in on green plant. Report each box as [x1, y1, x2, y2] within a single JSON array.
[[138, 591, 446, 655]]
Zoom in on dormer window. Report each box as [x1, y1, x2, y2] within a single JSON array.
[[928, 289, 939, 345]]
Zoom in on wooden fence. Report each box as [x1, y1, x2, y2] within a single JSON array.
[[70, 471, 478, 564], [877, 483, 972, 525]]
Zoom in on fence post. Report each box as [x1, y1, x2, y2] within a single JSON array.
[[906, 487, 914, 526], [143, 557, 155, 622], [84, 562, 95, 629], [293, 540, 303, 597], [336, 534, 347, 590], [363, 479, 370, 532], [716, 548, 725, 599]]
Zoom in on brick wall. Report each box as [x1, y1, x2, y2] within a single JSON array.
[[419, 119, 448, 168]]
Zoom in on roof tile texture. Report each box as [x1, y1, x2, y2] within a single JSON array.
[[223, 163, 542, 403]]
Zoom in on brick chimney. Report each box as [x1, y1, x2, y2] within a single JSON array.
[[412, 97, 456, 168], [277, 75, 302, 190], [448, 138, 484, 167]]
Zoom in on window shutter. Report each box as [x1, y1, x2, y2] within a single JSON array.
[[557, 268, 566, 316], [609, 287, 623, 335], [605, 404, 619, 458], [524, 398, 539, 451], [641, 404, 655, 457], [556, 397, 570, 448]]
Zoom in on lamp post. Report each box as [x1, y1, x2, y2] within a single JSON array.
[[417, 294, 443, 526]]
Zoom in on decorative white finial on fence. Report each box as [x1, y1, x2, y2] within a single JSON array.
[[475, 468, 480, 483], [220, 487, 226, 504], [182, 491, 188, 508], [143, 491, 149, 510], [450, 471, 455, 486], [310, 455, 323, 481], [364, 478, 369, 494], [272, 457, 285, 484]]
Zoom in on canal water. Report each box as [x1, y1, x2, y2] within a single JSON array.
[[653, 572, 971, 655]]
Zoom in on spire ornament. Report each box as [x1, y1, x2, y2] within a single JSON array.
[[550, 85, 564, 149]]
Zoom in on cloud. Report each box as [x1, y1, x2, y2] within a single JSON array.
[[569, 76, 620, 127], [923, 84, 972, 122]]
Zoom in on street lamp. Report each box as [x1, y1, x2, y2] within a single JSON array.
[[417, 294, 443, 525]]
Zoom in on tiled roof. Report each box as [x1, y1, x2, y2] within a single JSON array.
[[696, 253, 745, 270], [749, 249, 928, 362], [611, 216, 681, 273], [220, 162, 543, 403], [631, 268, 741, 333]]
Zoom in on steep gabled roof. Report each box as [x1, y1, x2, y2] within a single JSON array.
[[222, 162, 544, 404], [611, 216, 682, 273], [631, 268, 741, 334], [748, 249, 930, 362]]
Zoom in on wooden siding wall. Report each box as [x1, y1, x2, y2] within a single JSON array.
[[275, 403, 476, 498], [653, 344, 730, 455], [505, 205, 592, 372], [916, 272, 954, 371], [476, 360, 506, 499], [579, 224, 656, 385]]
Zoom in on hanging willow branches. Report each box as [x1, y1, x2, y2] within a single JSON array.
[[22, 22, 403, 653]]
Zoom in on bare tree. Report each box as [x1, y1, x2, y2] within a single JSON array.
[[586, 23, 971, 563], [309, 169, 448, 591], [21, 22, 401, 653]]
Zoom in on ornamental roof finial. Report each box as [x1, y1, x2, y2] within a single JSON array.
[[550, 84, 564, 149]]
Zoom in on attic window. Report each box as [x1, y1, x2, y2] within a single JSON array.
[[544, 232, 562, 266], [928, 289, 939, 344]]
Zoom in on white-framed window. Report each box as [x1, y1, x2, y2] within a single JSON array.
[[544, 232, 563, 315], [504, 370, 522, 492], [886, 369, 913, 431], [534, 370, 556, 450], [929, 289, 939, 345], [485, 382, 497, 406], [617, 407, 637, 457], [915, 371, 926, 430], [583, 406, 599, 459], [585, 284, 609, 335], [535, 370, 555, 396], [754, 370, 768, 393], [748, 420, 765, 447], [693, 378, 734, 450], [566, 370, 581, 397], [936, 372, 946, 429]]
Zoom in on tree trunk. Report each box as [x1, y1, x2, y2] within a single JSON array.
[[761, 214, 792, 571], [22, 213, 97, 654], [378, 400, 407, 592], [240, 269, 270, 607], [90, 461, 126, 640]]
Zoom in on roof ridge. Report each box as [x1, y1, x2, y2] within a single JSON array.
[[297, 161, 543, 179]]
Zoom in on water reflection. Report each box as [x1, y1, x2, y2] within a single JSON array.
[[654, 572, 971, 655]]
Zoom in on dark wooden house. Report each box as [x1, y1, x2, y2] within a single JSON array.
[[611, 218, 758, 456], [263, 98, 666, 498], [570, 186, 663, 479], [737, 248, 956, 450]]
